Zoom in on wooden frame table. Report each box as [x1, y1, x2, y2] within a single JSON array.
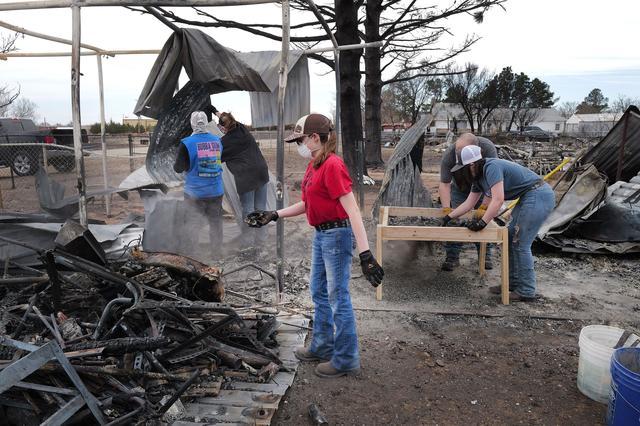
[[375, 206, 510, 304]]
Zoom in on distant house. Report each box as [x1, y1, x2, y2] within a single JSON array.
[[381, 122, 412, 131], [429, 102, 566, 135], [429, 103, 471, 135], [565, 113, 622, 137], [525, 108, 566, 134], [123, 116, 157, 131]]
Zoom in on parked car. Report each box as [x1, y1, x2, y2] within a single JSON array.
[[520, 126, 554, 142], [506, 126, 555, 142], [0, 118, 76, 176], [51, 127, 89, 145]]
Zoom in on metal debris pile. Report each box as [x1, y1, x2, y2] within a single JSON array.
[[497, 140, 582, 175], [0, 225, 283, 425]]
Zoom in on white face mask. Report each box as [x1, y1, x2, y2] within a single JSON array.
[[297, 143, 313, 159]]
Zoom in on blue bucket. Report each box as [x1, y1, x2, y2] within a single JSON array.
[[607, 348, 640, 425]]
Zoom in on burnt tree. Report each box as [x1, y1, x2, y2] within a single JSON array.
[[363, 0, 384, 166], [335, 0, 364, 176]]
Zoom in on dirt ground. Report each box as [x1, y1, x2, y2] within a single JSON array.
[[2, 140, 639, 425]]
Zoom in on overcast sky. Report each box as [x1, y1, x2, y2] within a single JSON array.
[[1, 0, 639, 125]]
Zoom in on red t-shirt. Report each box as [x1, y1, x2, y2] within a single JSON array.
[[301, 154, 352, 226]]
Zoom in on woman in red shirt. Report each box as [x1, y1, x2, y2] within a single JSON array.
[[247, 113, 383, 378]]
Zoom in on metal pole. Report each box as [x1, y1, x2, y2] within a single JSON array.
[[96, 54, 110, 216], [275, 0, 290, 303], [128, 134, 134, 172], [357, 139, 364, 212], [71, 5, 88, 227], [0, 0, 279, 11], [334, 50, 341, 154]]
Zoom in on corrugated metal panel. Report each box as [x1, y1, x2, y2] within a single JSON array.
[[578, 106, 640, 183], [247, 55, 310, 127]]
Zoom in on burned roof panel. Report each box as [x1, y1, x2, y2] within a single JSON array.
[[578, 106, 640, 183]]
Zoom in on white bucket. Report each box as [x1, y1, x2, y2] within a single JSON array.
[[577, 325, 640, 403]]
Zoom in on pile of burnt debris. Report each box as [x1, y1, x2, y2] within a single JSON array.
[[0, 222, 283, 425]]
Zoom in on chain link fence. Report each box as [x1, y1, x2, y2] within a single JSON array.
[[0, 134, 149, 219], [1, 130, 322, 219]]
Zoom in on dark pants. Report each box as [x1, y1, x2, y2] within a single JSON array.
[[184, 194, 223, 257], [239, 183, 268, 247], [444, 184, 492, 261]]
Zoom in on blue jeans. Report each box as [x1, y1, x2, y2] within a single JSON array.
[[309, 227, 360, 371], [444, 184, 492, 261], [509, 184, 555, 297], [239, 183, 268, 246]]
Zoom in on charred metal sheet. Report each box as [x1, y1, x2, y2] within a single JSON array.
[[54, 220, 107, 266], [579, 106, 640, 183], [144, 81, 211, 184], [130, 249, 224, 302]]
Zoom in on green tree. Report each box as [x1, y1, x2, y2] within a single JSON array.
[[89, 120, 141, 134], [576, 88, 608, 113]]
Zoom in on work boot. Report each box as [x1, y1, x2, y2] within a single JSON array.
[[489, 285, 513, 294], [509, 292, 541, 303], [441, 257, 460, 271], [314, 361, 360, 378], [294, 347, 330, 363]]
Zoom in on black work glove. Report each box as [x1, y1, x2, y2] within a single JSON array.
[[466, 218, 487, 232], [359, 250, 384, 287], [441, 215, 452, 227], [245, 210, 278, 228], [204, 104, 218, 115]]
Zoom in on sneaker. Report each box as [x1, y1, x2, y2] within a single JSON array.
[[294, 347, 330, 363], [441, 258, 460, 271], [314, 361, 360, 378]]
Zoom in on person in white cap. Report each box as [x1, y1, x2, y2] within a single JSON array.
[[173, 111, 224, 258], [439, 133, 498, 271], [442, 145, 555, 302], [245, 113, 383, 378]]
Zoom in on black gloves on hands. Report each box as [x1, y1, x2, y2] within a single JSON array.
[[359, 250, 384, 287], [245, 210, 279, 228], [441, 215, 452, 227], [466, 218, 487, 232]]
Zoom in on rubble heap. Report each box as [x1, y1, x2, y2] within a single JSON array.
[[0, 235, 283, 425]]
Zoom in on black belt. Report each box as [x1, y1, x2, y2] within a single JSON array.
[[315, 219, 350, 231], [518, 179, 546, 198]]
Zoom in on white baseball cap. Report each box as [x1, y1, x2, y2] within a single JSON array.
[[451, 145, 482, 172]]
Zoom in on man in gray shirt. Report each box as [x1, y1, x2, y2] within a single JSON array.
[[438, 133, 498, 271]]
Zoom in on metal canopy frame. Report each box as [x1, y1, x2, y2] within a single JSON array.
[[0, 0, 381, 302]]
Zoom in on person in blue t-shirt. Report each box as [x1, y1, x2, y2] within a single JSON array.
[[174, 111, 224, 257], [442, 145, 555, 302]]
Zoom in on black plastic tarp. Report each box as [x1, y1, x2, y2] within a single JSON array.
[[134, 28, 309, 126]]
